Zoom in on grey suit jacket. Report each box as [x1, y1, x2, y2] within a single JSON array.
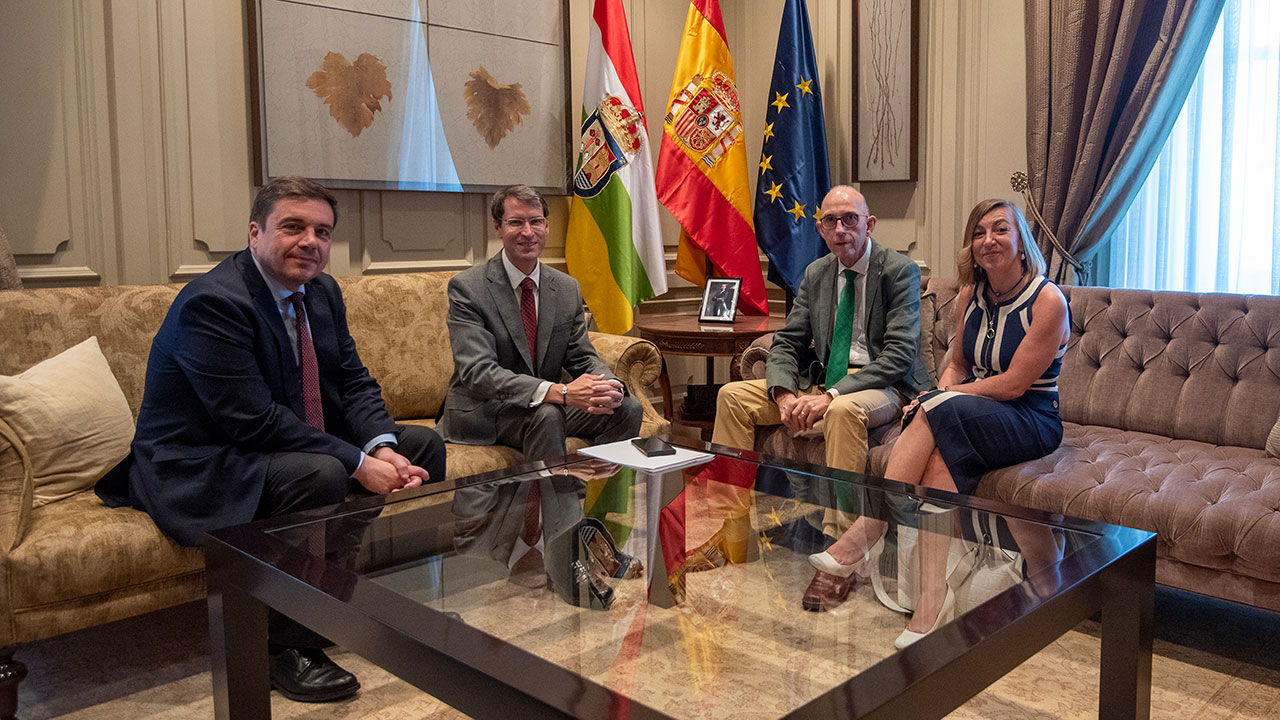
[[765, 241, 932, 398], [438, 252, 614, 445]]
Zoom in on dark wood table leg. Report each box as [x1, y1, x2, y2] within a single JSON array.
[[1097, 538, 1155, 720], [209, 575, 271, 720]]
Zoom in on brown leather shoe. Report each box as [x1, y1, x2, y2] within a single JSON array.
[[801, 569, 862, 612]]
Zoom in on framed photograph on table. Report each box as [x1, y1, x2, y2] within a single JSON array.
[[699, 278, 741, 323], [853, 0, 919, 182]]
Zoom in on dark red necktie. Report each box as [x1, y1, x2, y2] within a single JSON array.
[[521, 480, 542, 545], [288, 292, 324, 431], [520, 277, 538, 369], [508, 480, 543, 584]]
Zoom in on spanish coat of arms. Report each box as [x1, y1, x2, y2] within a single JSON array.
[[664, 71, 742, 168]]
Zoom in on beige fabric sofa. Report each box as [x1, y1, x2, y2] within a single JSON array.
[[739, 276, 1280, 612], [0, 271, 668, 708]]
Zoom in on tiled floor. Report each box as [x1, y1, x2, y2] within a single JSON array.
[[16, 587, 1280, 719]]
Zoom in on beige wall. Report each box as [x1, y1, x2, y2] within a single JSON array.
[[0, 0, 1024, 394], [0, 0, 1024, 399], [1, 0, 1025, 288]]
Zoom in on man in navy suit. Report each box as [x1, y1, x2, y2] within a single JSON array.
[[98, 176, 445, 703]]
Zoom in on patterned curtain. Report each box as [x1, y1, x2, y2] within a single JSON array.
[[0, 223, 21, 291], [1024, 0, 1226, 284]]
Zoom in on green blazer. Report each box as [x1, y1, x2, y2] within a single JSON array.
[[765, 241, 932, 398]]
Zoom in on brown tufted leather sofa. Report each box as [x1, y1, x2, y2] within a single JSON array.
[[0, 271, 668, 707], [738, 276, 1280, 612]]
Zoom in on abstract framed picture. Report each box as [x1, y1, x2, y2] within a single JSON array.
[[247, 0, 572, 193], [853, 0, 919, 182], [699, 277, 742, 323]]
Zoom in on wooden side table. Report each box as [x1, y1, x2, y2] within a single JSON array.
[[633, 313, 786, 438]]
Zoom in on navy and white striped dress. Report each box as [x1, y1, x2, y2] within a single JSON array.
[[912, 275, 1066, 494]]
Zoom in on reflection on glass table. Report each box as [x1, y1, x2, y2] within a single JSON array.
[[208, 443, 1155, 720]]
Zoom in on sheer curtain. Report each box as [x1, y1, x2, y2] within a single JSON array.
[[1098, 0, 1280, 294]]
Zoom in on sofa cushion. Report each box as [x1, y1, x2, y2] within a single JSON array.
[[0, 284, 183, 417], [338, 273, 454, 420], [9, 490, 203, 610], [0, 337, 134, 507], [1059, 287, 1280, 450], [977, 422, 1280, 584]]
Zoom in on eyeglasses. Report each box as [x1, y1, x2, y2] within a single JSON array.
[[503, 216, 548, 230], [819, 213, 861, 230]]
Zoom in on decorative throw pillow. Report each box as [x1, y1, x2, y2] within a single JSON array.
[[1267, 414, 1280, 458], [0, 337, 134, 506]]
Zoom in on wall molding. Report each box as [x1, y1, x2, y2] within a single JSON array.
[[17, 266, 102, 283], [3, 0, 1024, 289], [172, 263, 219, 280]]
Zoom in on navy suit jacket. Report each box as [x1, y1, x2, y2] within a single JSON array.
[[97, 250, 396, 546]]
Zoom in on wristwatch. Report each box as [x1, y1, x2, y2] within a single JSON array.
[[561, 383, 568, 404], [369, 441, 396, 454]]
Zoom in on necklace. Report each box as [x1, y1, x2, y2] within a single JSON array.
[[984, 273, 1026, 340], [988, 272, 1026, 300]]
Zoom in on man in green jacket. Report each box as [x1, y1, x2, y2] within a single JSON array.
[[714, 185, 930, 469]]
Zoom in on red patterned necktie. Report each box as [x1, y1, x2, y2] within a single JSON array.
[[508, 479, 544, 584], [519, 277, 538, 369], [521, 480, 542, 545], [287, 292, 324, 431]]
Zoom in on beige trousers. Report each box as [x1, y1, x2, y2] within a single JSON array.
[[711, 376, 904, 475]]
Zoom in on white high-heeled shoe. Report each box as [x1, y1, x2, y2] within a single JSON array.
[[809, 535, 885, 578], [894, 587, 956, 649]]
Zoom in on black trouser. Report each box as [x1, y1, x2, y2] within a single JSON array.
[[255, 424, 446, 649]]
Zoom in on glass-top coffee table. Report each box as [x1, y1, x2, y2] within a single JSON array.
[[206, 440, 1155, 719]]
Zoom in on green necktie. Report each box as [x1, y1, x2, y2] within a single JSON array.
[[825, 269, 858, 390]]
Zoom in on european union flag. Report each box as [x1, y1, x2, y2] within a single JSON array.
[[754, 0, 831, 295]]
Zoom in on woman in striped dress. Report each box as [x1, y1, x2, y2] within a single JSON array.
[[809, 199, 1070, 647]]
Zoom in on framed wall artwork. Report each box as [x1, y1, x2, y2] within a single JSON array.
[[699, 277, 742, 323], [247, 0, 572, 193], [853, 0, 919, 182]]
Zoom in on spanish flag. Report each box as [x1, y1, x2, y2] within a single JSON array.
[[655, 0, 768, 316], [565, 0, 668, 335]]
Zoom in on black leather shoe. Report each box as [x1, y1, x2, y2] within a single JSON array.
[[269, 647, 360, 703]]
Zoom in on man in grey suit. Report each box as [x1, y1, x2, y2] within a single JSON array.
[[438, 185, 642, 461]]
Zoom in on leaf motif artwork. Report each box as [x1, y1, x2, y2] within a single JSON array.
[[464, 66, 531, 149], [306, 51, 393, 138]]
